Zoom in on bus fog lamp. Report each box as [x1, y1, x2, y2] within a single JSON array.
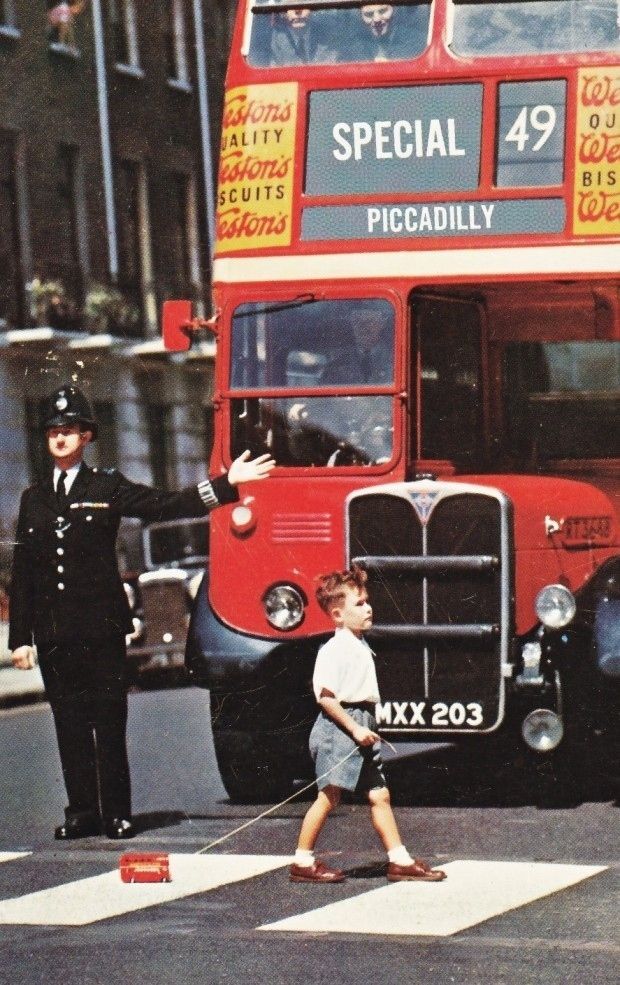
[[263, 584, 305, 630], [521, 709, 564, 752], [535, 584, 576, 629]]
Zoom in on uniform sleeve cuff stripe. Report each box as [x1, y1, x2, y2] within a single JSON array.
[[197, 479, 219, 508]]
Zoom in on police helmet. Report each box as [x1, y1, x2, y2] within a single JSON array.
[[42, 385, 98, 440]]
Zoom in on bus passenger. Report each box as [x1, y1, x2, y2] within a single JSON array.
[[344, 3, 427, 62], [270, 7, 338, 66], [289, 566, 447, 884]]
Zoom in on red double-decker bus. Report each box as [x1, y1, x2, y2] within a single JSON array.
[[164, 0, 619, 802]]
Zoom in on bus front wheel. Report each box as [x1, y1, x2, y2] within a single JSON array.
[[213, 730, 308, 804]]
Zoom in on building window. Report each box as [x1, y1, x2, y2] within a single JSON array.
[[47, 1, 86, 53], [159, 171, 202, 302], [108, 0, 140, 69], [58, 143, 88, 300], [31, 143, 88, 330], [161, 0, 190, 85], [0, 131, 24, 328], [116, 159, 153, 336]]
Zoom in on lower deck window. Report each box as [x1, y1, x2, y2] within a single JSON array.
[[231, 395, 394, 467]]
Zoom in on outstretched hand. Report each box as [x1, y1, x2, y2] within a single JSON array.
[[228, 450, 276, 486]]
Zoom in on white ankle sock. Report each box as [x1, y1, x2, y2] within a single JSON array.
[[294, 849, 315, 867], [388, 845, 414, 865]]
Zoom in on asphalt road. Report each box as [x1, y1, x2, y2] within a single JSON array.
[[0, 687, 617, 985]]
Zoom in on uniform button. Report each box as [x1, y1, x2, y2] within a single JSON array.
[[57, 548, 64, 556], [56, 531, 64, 539], [57, 565, 64, 573], [57, 583, 65, 590], [57, 516, 64, 523], [86, 515, 92, 522]]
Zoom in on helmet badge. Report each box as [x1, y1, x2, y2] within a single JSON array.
[[55, 394, 69, 411]]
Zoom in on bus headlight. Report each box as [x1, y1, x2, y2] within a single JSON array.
[[535, 584, 576, 629], [262, 583, 306, 631]]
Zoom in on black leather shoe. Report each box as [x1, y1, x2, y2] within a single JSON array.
[[104, 817, 135, 840], [55, 815, 101, 840]]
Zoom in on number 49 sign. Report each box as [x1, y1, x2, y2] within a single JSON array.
[[496, 80, 567, 188]]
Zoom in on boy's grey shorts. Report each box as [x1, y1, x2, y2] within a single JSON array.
[[309, 706, 387, 794]]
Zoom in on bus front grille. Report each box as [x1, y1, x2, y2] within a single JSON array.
[[346, 485, 511, 733]]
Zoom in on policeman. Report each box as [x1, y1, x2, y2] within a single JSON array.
[[9, 385, 275, 840]]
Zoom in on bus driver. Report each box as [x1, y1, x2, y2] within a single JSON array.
[[321, 304, 394, 386]]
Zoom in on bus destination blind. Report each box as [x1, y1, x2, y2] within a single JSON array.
[[303, 81, 568, 241]]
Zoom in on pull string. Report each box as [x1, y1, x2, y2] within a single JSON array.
[[195, 737, 396, 856]]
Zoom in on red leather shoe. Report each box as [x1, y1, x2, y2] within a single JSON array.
[[289, 859, 346, 883], [387, 859, 447, 882]]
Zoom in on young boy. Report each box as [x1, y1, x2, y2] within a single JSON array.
[[290, 566, 446, 884]]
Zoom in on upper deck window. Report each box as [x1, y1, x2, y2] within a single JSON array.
[[450, 0, 620, 57], [247, 1, 431, 67]]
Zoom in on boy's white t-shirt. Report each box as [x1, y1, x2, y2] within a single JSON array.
[[312, 627, 380, 704]]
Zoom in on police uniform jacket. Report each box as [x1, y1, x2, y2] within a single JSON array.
[[9, 464, 237, 649]]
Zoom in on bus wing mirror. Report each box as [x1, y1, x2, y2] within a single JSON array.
[[162, 300, 219, 352], [162, 300, 192, 352]]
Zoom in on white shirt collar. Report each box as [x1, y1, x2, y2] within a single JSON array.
[[335, 626, 373, 651], [53, 462, 82, 494]]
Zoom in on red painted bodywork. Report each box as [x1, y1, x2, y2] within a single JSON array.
[[193, 1, 620, 646], [210, 473, 619, 638]]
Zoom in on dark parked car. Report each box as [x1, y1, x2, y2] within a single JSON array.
[[124, 516, 209, 685]]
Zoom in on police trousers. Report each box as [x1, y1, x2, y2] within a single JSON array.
[[38, 634, 130, 822]]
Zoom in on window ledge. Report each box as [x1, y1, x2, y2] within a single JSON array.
[[114, 62, 145, 79], [0, 24, 21, 41], [167, 77, 192, 94], [48, 40, 81, 59]]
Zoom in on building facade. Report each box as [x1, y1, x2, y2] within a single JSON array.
[[0, 0, 236, 578]]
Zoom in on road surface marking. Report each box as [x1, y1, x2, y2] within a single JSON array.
[[259, 860, 607, 937], [0, 853, 290, 925], [0, 853, 31, 864]]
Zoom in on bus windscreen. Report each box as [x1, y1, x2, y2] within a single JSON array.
[[229, 297, 396, 467]]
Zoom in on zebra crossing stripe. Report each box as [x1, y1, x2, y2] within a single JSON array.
[[0, 853, 290, 926], [259, 860, 607, 937], [0, 853, 31, 864]]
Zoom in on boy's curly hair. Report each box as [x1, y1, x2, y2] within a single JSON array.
[[315, 565, 368, 615]]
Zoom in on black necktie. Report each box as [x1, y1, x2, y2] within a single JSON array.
[[56, 471, 68, 513]]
